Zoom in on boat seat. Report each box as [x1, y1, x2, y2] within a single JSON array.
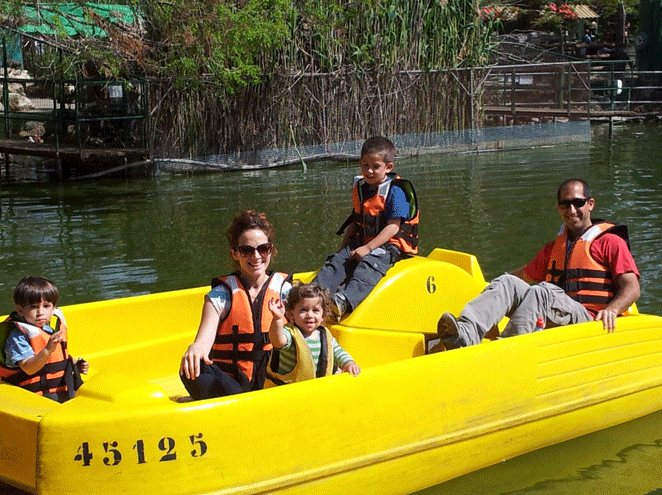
[[341, 248, 487, 335], [148, 375, 191, 401]]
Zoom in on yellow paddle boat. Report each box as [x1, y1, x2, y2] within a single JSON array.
[[1, 248, 661, 495]]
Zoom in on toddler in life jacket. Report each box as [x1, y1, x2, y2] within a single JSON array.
[[267, 283, 360, 384], [2, 276, 88, 402]]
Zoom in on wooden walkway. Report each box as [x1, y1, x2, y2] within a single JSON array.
[[1, 139, 149, 179], [483, 106, 639, 119], [0, 139, 148, 160]]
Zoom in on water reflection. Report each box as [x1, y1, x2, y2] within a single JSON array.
[[1, 123, 661, 316], [416, 410, 662, 495]]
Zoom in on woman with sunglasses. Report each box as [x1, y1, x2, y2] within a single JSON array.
[[180, 210, 291, 400]]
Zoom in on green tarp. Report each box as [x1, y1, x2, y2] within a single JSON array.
[[2, 31, 24, 65], [18, 3, 140, 38]]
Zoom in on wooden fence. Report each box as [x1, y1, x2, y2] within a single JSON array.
[[476, 61, 662, 124]]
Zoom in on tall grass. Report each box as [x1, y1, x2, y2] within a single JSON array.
[[150, 0, 496, 160], [277, 0, 493, 73]]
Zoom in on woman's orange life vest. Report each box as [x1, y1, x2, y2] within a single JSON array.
[[209, 272, 289, 389], [351, 173, 419, 254], [545, 221, 629, 313], [1, 309, 79, 402]]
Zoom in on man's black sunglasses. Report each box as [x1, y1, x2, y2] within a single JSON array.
[[236, 242, 273, 257], [558, 197, 590, 209]]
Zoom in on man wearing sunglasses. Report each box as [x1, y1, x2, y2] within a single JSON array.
[[438, 178, 640, 348]]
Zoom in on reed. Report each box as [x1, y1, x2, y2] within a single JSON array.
[[149, 0, 497, 161]]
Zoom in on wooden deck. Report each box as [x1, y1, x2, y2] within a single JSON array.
[[483, 106, 639, 119], [1, 139, 149, 179], [0, 139, 148, 160]]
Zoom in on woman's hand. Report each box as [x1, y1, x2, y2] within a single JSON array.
[[180, 342, 212, 380]]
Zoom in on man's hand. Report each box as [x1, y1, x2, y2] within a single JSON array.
[[595, 308, 618, 332]]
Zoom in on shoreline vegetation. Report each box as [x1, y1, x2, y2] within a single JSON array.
[[2, 0, 496, 164]]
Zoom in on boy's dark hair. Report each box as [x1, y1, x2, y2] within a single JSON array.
[[361, 136, 396, 163], [13, 276, 59, 307], [286, 283, 332, 323], [226, 209, 277, 258], [557, 178, 591, 202]]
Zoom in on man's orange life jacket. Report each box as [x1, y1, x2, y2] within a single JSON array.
[[545, 221, 629, 313]]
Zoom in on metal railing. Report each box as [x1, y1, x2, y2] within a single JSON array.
[[1, 69, 149, 152], [478, 60, 662, 122]]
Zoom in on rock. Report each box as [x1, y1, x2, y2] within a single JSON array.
[[6, 68, 31, 95], [8, 82, 26, 95], [8, 68, 30, 79], [9, 92, 35, 111], [19, 121, 46, 139]]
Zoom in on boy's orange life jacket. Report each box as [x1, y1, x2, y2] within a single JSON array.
[[350, 174, 419, 254], [209, 272, 289, 390], [545, 221, 629, 314], [1, 310, 78, 401]]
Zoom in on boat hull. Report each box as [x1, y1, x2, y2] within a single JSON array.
[[1, 249, 660, 494]]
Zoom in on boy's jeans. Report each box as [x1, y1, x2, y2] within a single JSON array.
[[314, 245, 400, 311]]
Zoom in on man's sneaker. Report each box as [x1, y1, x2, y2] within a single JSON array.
[[437, 312, 462, 350], [332, 293, 349, 322]]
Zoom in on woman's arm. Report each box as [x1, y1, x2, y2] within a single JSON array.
[[180, 298, 221, 380]]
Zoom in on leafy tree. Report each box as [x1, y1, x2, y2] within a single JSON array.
[[483, 0, 638, 37], [3, 0, 494, 86], [141, 0, 291, 91], [1, 0, 291, 92]]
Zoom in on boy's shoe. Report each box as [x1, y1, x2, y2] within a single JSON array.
[[436, 312, 463, 350], [332, 293, 349, 322]]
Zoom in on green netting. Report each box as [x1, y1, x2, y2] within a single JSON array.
[[153, 121, 592, 172], [19, 3, 140, 38]]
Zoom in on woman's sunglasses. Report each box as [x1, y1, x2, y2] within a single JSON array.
[[235, 242, 273, 257], [558, 197, 590, 209]]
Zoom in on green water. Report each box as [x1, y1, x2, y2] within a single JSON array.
[[1, 122, 661, 493], [417, 410, 662, 495]]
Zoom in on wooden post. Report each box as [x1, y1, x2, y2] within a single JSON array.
[[510, 69, 516, 123], [4, 151, 9, 179], [567, 63, 572, 118], [56, 153, 63, 181]]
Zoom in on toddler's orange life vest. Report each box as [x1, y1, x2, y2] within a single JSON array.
[[1, 309, 79, 402]]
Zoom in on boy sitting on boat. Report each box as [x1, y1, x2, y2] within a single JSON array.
[[314, 136, 419, 319], [267, 283, 360, 384], [1, 276, 88, 402]]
